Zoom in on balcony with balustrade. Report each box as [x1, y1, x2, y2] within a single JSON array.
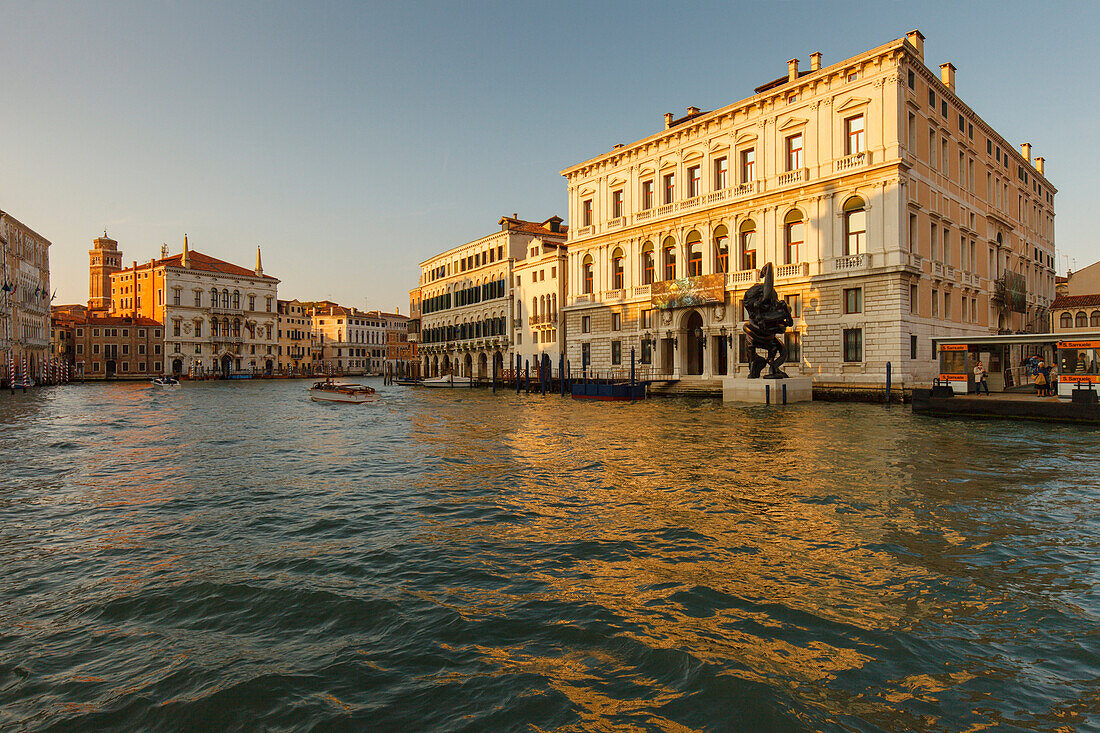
[[834, 151, 870, 173], [833, 253, 870, 272]]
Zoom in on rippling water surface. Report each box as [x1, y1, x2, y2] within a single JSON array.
[[1, 380, 1098, 732]]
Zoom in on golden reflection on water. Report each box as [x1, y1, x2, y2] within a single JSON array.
[[2, 382, 1096, 732], [401, 394, 1035, 726]]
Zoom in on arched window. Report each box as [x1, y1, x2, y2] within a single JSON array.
[[784, 210, 805, 265], [843, 197, 866, 256], [1076, 311, 1088, 328], [223, 317, 229, 336], [713, 225, 729, 274], [739, 220, 757, 271], [611, 247, 625, 289], [532, 297, 539, 320], [210, 287, 218, 307], [641, 242, 655, 285], [1060, 313, 1073, 328], [686, 232, 702, 277], [221, 289, 229, 308], [233, 318, 241, 337], [232, 290, 240, 309], [582, 255, 594, 294], [551, 294, 557, 321], [1092, 311, 1100, 327], [211, 319, 219, 337], [663, 236, 677, 281]]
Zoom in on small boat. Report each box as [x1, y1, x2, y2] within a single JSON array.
[[394, 378, 421, 386], [152, 376, 181, 387], [309, 380, 379, 404], [419, 374, 475, 388]]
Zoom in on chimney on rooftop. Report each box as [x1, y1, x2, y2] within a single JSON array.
[[1021, 142, 1032, 163], [940, 63, 956, 91], [787, 58, 799, 83], [1035, 156, 1045, 175], [686, 106, 700, 116], [664, 112, 674, 129], [810, 52, 822, 71], [906, 30, 925, 59]]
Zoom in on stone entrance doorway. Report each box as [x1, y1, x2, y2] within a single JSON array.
[[682, 310, 704, 376]]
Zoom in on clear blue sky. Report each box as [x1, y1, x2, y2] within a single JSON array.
[[2, 0, 1095, 310]]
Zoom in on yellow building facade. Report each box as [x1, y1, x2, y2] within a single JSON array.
[[560, 31, 1056, 390]]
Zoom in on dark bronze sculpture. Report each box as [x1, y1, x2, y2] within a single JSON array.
[[742, 263, 794, 379]]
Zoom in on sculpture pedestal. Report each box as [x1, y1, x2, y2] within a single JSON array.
[[722, 376, 813, 404]]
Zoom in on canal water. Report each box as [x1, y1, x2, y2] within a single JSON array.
[[1, 380, 1098, 732]]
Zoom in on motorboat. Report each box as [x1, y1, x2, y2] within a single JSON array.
[[152, 376, 181, 387], [309, 380, 379, 404], [419, 374, 475, 388]]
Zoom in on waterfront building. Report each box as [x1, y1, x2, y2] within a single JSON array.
[[513, 237, 568, 372], [277, 299, 317, 374], [417, 215, 567, 378], [559, 31, 1056, 391], [0, 210, 51, 386], [407, 287, 421, 379], [378, 310, 411, 378], [309, 303, 384, 375], [51, 305, 163, 379], [112, 237, 279, 376]]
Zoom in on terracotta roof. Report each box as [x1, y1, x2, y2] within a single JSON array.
[[499, 216, 568, 238], [117, 250, 277, 281], [1051, 294, 1100, 309]]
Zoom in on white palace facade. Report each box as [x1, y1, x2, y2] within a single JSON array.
[[560, 30, 1056, 389], [418, 215, 567, 379]]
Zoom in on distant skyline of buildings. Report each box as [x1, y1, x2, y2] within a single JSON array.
[[7, 28, 1100, 391]]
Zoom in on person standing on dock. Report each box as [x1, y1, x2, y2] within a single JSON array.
[[974, 360, 990, 395]]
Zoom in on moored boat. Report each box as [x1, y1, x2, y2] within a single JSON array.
[[309, 380, 379, 404], [152, 376, 181, 387], [419, 374, 475, 388]]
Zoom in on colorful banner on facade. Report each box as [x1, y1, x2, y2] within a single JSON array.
[[1002, 271, 1027, 313], [651, 274, 725, 310]]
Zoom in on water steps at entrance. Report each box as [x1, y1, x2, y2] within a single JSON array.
[[649, 378, 724, 396]]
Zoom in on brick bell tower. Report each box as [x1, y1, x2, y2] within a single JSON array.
[[88, 230, 121, 312]]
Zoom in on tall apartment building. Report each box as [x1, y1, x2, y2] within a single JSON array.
[[513, 237, 568, 371], [112, 237, 279, 376], [407, 287, 421, 378], [277, 298, 318, 374], [1, 210, 51, 386], [309, 303, 387, 375], [417, 215, 567, 379], [560, 30, 1056, 389], [377, 310, 410, 377]]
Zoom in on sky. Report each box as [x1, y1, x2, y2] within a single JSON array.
[[2, 0, 1097, 310]]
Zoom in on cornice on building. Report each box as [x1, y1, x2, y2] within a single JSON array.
[[560, 31, 1054, 194]]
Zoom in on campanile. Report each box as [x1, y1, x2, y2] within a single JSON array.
[[88, 231, 121, 312]]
